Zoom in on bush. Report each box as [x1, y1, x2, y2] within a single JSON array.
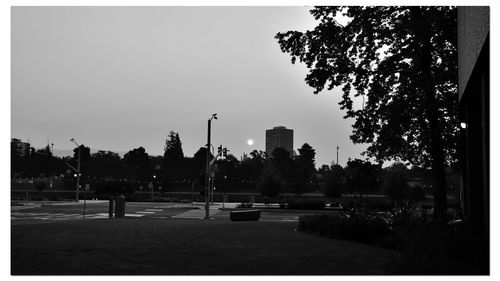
[[287, 183, 308, 195], [236, 202, 253, 208], [409, 186, 426, 203], [297, 213, 392, 247], [94, 181, 135, 196], [34, 181, 47, 191], [391, 223, 489, 274], [287, 199, 325, 210]]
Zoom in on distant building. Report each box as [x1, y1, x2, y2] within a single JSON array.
[[11, 138, 30, 158], [265, 126, 293, 156]]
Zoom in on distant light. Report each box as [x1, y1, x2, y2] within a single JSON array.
[[247, 139, 254, 146], [460, 122, 467, 129]]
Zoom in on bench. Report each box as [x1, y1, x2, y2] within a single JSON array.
[[230, 210, 261, 221]]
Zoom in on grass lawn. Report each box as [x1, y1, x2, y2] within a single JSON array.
[[11, 218, 400, 275]]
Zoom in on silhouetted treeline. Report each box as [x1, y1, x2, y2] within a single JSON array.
[[11, 135, 459, 196]]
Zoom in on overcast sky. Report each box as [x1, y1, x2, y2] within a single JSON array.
[[11, 6, 369, 167]]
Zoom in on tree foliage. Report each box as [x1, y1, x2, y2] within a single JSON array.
[[322, 164, 347, 198], [73, 145, 91, 164], [344, 158, 381, 196], [296, 143, 316, 182], [270, 147, 294, 182], [164, 131, 184, 162], [258, 165, 283, 197], [163, 131, 185, 182], [384, 162, 426, 205], [276, 6, 458, 217], [123, 147, 150, 181]]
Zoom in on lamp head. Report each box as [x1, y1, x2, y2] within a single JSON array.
[[70, 138, 74, 142], [212, 113, 218, 120]]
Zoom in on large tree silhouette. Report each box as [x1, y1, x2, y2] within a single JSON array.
[[163, 131, 185, 181], [276, 6, 458, 217]]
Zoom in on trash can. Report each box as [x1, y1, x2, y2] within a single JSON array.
[[115, 195, 126, 218]]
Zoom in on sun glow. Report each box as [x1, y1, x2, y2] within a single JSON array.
[[247, 139, 254, 146]]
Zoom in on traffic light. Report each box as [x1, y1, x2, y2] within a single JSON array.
[[223, 148, 227, 157], [218, 145, 222, 155]]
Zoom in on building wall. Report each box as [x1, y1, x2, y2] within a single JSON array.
[[11, 138, 31, 158], [458, 6, 489, 100], [265, 126, 293, 156], [457, 6, 489, 272]]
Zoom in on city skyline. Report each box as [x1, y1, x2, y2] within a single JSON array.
[[12, 6, 369, 167]]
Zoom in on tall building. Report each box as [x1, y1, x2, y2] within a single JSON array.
[[11, 138, 31, 158], [265, 126, 293, 156]]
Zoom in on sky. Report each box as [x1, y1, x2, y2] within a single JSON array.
[[11, 6, 371, 167]]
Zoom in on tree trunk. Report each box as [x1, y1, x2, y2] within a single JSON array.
[[410, 7, 448, 218]]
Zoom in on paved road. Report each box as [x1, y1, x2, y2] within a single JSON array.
[[11, 201, 327, 223]]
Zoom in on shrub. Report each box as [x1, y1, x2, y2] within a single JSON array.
[[287, 199, 325, 210], [34, 181, 47, 191], [287, 183, 308, 195], [236, 202, 253, 208], [297, 213, 392, 247], [391, 223, 489, 274], [409, 185, 426, 203], [94, 181, 134, 196]]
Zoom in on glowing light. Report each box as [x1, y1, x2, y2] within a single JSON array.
[[247, 139, 254, 146]]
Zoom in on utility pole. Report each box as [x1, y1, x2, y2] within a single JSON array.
[[205, 113, 217, 219], [77, 146, 81, 202], [336, 146, 339, 166], [70, 138, 81, 202]]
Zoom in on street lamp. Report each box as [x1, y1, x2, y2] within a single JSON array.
[[205, 113, 217, 219], [152, 175, 156, 201], [70, 138, 81, 202]]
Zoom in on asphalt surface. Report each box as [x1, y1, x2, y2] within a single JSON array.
[[11, 201, 335, 223]]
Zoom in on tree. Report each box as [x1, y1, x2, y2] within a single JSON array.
[[238, 150, 266, 182], [270, 147, 294, 182], [384, 162, 426, 206], [296, 143, 317, 183], [11, 139, 24, 177], [73, 145, 91, 164], [322, 164, 347, 198], [85, 150, 135, 180], [164, 131, 184, 161], [276, 6, 458, 217], [163, 131, 185, 182], [258, 165, 283, 198], [123, 147, 150, 181], [344, 158, 381, 197], [193, 147, 213, 190]]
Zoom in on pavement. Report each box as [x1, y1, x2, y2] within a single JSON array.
[[11, 200, 307, 223]]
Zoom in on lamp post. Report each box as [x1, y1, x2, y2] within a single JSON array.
[[152, 175, 156, 201], [205, 113, 217, 219], [70, 138, 81, 202]]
